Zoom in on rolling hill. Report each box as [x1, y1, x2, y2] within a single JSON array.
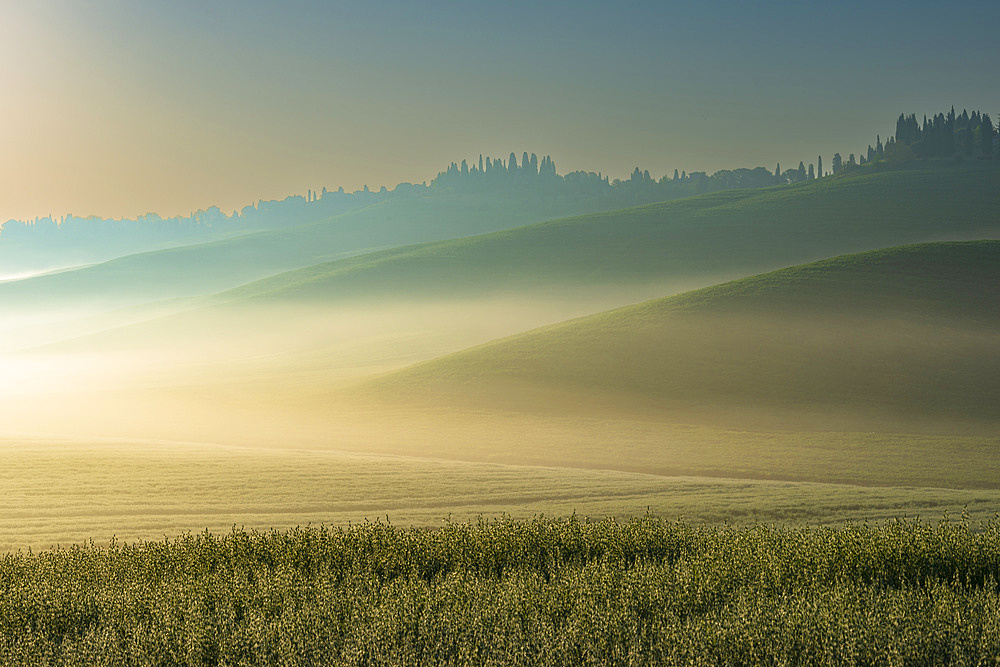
[[17, 161, 999, 393], [365, 241, 1000, 433], [223, 161, 1000, 306]]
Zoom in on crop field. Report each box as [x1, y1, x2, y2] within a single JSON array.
[[3, 438, 1000, 554], [3, 516, 1000, 664]]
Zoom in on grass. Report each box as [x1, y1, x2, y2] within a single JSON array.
[[291, 408, 1000, 490], [3, 516, 1000, 664], [4, 438, 1000, 554], [364, 241, 1000, 433]]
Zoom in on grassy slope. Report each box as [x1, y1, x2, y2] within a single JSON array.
[[365, 242, 1000, 432], [0, 190, 601, 310], [225, 161, 1000, 304]]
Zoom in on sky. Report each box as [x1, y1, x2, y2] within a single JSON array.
[[2, 0, 998, 221]]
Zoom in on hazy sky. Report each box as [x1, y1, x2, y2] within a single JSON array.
[[2, 0, 997, 221]]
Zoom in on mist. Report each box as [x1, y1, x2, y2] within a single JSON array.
[[4, 287, 995, 488], [0, 290, 658, 443]]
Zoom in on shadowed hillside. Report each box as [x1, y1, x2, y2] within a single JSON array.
[[367, 242, 1000, 433]]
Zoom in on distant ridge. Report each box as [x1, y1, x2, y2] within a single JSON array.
[[224, 161, 1000, 306]]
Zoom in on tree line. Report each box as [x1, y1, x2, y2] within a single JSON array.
[[0, 183, 416, 249], [4, 107, 994, 247], [431, 151, 819, 209]]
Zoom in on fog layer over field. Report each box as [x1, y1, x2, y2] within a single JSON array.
[[0, 291, 664, 442]]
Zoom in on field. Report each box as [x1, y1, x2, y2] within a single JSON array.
[[4, 438, 1000, 554], [3, 517, 1000, 664]]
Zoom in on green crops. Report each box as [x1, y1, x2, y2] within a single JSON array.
[[2, 516, 999, 665]]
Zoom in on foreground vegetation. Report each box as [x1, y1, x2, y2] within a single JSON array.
[[3, 517, 1000, 665]]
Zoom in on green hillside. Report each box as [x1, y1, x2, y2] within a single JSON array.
[[226, 161, 1000, 305], [368, 241, 1000, 432]]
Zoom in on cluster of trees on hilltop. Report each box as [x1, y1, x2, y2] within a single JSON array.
[[832, 107, 996, 174], [894, 108, 995, 159], [435, 152, 560, 187]]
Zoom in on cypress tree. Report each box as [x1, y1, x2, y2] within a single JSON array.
[[808, 163, 815, 180], [817, 156, 823, 178], [981, 114, 995, 157]]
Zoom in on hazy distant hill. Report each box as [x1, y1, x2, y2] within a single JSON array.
[[0, 188, 386, 277], [368, 241, 1000, 433], [0, 189, 609, 315], [225, 161, 1000, 307]]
